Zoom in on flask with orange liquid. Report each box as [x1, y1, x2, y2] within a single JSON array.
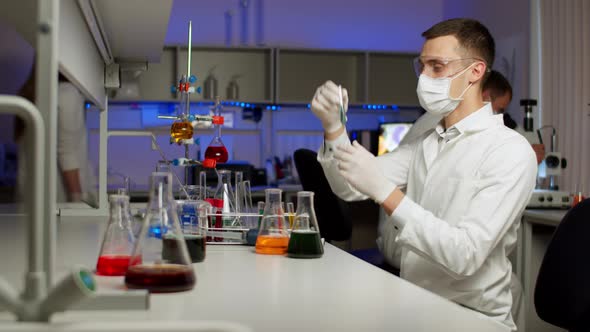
[[255, 188, 290, 255], [170, 75, 194, 144]]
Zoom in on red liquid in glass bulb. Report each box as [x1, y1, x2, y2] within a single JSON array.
[[96, 255, 141, 276], [205, 145, 228, 163]]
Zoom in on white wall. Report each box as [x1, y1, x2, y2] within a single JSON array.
[[443, 0, 531, 125], [0, 20, 35, 142], [165, 0, 444, 52]]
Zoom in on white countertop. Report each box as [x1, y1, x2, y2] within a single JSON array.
[[0, 213, 508, 332]]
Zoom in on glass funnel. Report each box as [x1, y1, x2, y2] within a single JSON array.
[[96, 194, 137, 276], [287, 191, 323, 258], [255, 188, 289, 255], [125, 172, 195, 293]]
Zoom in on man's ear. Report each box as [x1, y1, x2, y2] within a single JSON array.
[[469, 61, 487, 83]]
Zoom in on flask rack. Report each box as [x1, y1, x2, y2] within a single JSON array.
[[203, 212, 294, 245]]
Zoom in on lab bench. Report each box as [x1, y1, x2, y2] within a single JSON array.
[[0, 211, 508, 332], [517, 209, 568, 332]]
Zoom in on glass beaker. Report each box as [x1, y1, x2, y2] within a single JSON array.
[[96, 195, 137, 276], [125, 172, 196, 293], [287, 191, 323, 258], [255, 188, 289, 255], [176, 200, 210, 263], [156, 161, 171, 173], [246, 200, 264, 246]]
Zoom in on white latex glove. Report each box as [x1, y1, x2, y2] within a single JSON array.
[[334, 141, 397, 204], [310, 80, 349, 134]]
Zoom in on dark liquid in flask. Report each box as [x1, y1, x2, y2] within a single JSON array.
[[162, 234, 206, 263], [204, 145, 228, 163], [96, 255, 141, 276], [287, 230, 323, 258], [125, 264, 195, 293]]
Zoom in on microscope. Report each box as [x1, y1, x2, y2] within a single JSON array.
[[520, 99, 570, 209]]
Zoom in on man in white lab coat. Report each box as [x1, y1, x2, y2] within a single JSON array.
[[310, 18, 537, 331]]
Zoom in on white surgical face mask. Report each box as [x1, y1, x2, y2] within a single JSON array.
[[416, 64, 474, 116]]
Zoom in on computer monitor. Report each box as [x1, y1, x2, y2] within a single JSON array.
[[377, 122, 413, 156]]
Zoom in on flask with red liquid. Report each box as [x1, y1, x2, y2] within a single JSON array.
[[96, 194, 137, 276], [204, 97, 228, 163], [125, 172, 196, 293]]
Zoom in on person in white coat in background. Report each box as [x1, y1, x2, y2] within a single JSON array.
[[310, 18, 537, 331], [16, 65, 97, 205]]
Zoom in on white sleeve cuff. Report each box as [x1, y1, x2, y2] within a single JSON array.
[[317, 130, 350, 162], [390, 195, 416, 233]]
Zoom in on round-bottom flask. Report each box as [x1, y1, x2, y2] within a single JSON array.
[[255, 189, 289, 255]]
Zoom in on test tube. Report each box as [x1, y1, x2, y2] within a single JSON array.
[[199, 171, 207, 200], [286, 202, 295, 229], [235, 171, 243, 214]]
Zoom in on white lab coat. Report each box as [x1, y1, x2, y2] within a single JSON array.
[[318, 104, 537, 330], [399, 112, 443, 145], [18, 82, 97, 204]]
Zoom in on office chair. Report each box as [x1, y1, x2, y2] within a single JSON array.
[[534, 198, 590, 332], [293, 149, 352, 242]]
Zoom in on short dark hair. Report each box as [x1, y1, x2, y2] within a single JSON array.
[[483, 70, 512, 99], [422, 18, 495, 71]]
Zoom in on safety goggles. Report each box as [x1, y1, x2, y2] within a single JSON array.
[[413, 56, 485, 78]]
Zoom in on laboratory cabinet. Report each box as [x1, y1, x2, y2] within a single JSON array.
[[110, 46, 419, 106], [275, 49, 367, 103], [368, 52, 419, 106]]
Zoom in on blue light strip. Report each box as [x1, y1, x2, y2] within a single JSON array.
[[108, 100, 417, 112]]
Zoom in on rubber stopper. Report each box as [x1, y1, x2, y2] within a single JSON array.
[[202, 159, 217, 169], [212, 116, 224, 125]]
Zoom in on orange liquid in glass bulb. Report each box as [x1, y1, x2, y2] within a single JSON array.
[[205, 145, 229, 163], [255, 235, 289, 255], [171, 121, 193, 142]]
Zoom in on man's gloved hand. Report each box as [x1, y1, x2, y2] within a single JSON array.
[[334, 141, 397, 204], [310, 80, 348, 134]]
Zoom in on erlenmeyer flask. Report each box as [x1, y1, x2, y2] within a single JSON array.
[[204, 97, 228, 163], [211, 169, 236, 228], [255, 188, 289, 255], [125, 172, 196, 293], [96, 195, 137, 276], [287, 191, 323, 258]]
